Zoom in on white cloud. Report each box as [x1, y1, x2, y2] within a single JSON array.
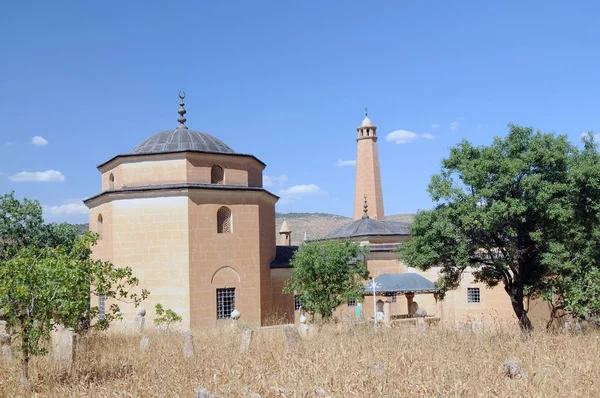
[[264, 174, 288, 187], [42, 199, 88, 222], [9, 170, 66, 182], [336, 159, 356, 167], [431, 124, 440, 129], [450, 121, 459, 131], [385, 130, 436, 145], [278, 184, 326, 202], [43, 201, 87, 217], [31, 136, 49, 146], [4, 142, 13, 147]]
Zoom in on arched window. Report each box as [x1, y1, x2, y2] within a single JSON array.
[[211, 165, 224, 185], [98, 214, 104, 239], [217, 206, 232, 234], [109, 173, 115, 190]]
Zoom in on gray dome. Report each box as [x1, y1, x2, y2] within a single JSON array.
[[130, 128, 235, 155]]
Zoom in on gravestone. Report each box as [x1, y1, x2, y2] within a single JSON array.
[[53, 327, 77, 365], [140, 335, 150, 351], [194, 388, 217, 398], [298, 315, 309, 338], [240, 329, 253, 353], [314, 386, 331, 397], [367, 362, 387, 378], [415, 308, 428, 335], [383, 302, 391, 327], [135, 307, 146, 333], [0, 332, 11, 361], [183, 329, 195, 358], [504, 360, 528, 380], [231, 310, 241, 328], [472, 320, 484, 332], [284, 324, 302, 351], [298, 324, 309, 338], [355, 303, 363, 319]]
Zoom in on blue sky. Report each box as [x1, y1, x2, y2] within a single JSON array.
[[1, 1, 599, 223]]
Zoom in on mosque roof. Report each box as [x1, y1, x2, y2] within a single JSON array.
[[130, 129, 235, 155], [270, 245, 299, 268], [279, 220, 291, 233], [324, 217, 411, 239], [361, 116, 373, 127], [96, 92, 265, 169], [128, 92, 235, 156]]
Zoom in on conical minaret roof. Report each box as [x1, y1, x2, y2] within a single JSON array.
[[279, 220, 291, 233]]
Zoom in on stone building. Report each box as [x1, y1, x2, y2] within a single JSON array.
[[274, 111, 548, 328], [84, 94, 278, 328], [85, 97, 548, 329]]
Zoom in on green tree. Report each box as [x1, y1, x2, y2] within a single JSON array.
[[543, 134, 600, 326], [0, 192, 45, 260], [154, 303, 183, 330], [283, 240, 370, 320], [399, 125, 575, 331], [0, 193, 149, 385]]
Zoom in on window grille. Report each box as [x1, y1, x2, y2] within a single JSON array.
[[467, 287, 481, 303], [97, 214, 103, 239], [347, 299, 357, 307], [217, 207, 232, 233], [99, 294, 106, 321], [391, 293, 397, 303], [211, 165, 224, 185], [217, 288, 236, 319], [294, 295, 302, 311]]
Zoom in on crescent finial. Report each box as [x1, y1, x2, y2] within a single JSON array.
[[179, 91, 186, 99]]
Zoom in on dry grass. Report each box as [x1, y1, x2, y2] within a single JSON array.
[[1, 324, 598, 397]]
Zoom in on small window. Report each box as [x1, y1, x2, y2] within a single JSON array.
[[217, 206, 232, 234], [97, 214, 103, 239], [98, 294, 106, 321], [467, 287, 481, 303], [217, 288, 236, 319], [211, 165, 224, 185], [347, 299, 357, 307], [391, 293, 397, 303], [294, 295, 303, 311], [109, 173, 115, 190]]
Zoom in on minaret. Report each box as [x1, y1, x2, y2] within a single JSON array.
[[279, 221, 292, 246], [354, 109, 385, 220]]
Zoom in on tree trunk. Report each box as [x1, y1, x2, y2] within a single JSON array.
[[19, 355, 30, 390], [507, 285, 533, 332]]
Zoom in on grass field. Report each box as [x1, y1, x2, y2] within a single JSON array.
[[0, 323, 598, 397]]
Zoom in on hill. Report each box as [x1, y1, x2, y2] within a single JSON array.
[[73, 213, 414, 245], [276, 212, 414, 245]]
